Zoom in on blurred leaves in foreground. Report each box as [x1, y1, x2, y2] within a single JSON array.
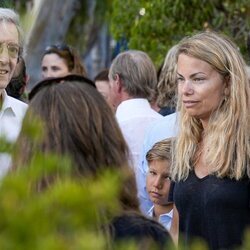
[[0, 154, 123, 249]]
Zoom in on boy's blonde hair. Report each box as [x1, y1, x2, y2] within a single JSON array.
[[146, 139, 173, 163]]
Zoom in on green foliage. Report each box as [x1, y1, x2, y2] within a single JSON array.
[[0, 114, 123, 249], [0, 0, 14, 8], [0, 137, 13, 154], [0, 1, 36, 35], [0, 153, 123, 249], [241, 229, 250, 250], [0, 0, 27, 13], [110, 0, 250, 66]]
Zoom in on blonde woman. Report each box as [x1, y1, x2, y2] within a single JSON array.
[[171, 32, 250, 249], [156, 45, 178, 116]]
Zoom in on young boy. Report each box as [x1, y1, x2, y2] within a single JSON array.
[[146, 138, 173, 231]]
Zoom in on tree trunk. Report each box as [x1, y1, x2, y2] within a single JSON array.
[[25, 0, 80, 89]]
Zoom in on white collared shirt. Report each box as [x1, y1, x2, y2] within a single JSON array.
[[147, 206, 173, 231], [116, 98, 162, 170], [0, 90, 28, 176]]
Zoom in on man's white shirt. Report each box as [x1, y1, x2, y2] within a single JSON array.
[[0, 90, 28, 177], [116, 98, 162, 171]]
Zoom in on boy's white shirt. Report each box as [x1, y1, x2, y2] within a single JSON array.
[[147, 206, 173, 231]]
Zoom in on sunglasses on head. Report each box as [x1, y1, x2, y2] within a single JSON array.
[[44, 44, 75, 67], [28, 74, 96, 101], [45, 44, 72, 53]]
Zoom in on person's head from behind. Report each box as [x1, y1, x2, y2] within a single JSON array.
[[94, 69, 113, 110], [108, 50, 157, 109], [6, 56, 27, 100], [107, 211, 172, 249], [146, 139, 172, 206], [0, 8, 23, 95], [173, 31, 250, 181], [19, 77, 127, 176], [41, 44, 87, 79], [156, 45, 178, 109], [15, 75, 139, 210]]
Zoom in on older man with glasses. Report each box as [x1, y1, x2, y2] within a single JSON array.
[[0, 8, 28, 176]]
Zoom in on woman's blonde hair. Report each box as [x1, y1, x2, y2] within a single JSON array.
[[172, 31, 250, 181], [157, 45, 178, 109]]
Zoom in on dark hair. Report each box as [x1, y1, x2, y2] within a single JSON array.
[[20, 78, 127, 175], [28, 74, 95, 101], [105, 211, 172, 249], [43, 44, 87, 76], [94, 69, 109, 82], [6, 56, 26, 100], [14, 76, 139, 211]]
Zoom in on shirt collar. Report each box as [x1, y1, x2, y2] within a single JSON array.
[[118, 98, 150, 109], [147, 205, 173, 219], [1, 90, 16, 116], [147, 206, 154, 217], [116, 98, 151, 119]]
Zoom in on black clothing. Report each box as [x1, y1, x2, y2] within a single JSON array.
[[158, 107, 175, 116], [173, 171, 250, 250]]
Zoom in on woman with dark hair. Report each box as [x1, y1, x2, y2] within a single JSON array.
[[41, 44, 87, 79], [14, 75, 139, 211]]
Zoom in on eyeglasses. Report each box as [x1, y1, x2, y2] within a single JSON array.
[[0, 42, 20, 59], [28, 74, 96, 101]]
